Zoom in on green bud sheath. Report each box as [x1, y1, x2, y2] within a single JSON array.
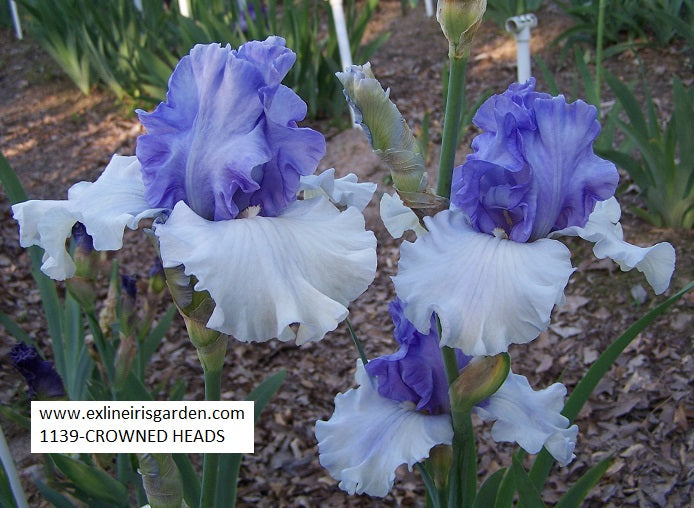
[[138, 453, 185, 508], [449, 353, 510, 414], [437, 0, 487, 59], [337, 63, 427, 194], [429, 444, 453, 491], [164, 265, 227, 373]]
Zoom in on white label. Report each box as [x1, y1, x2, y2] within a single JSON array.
[[31, 401, 254, 454]]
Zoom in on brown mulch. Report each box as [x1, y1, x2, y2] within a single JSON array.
[[1, 2, 693, 507]]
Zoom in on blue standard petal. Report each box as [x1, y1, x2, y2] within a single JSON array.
[[365, 299, 470, 415], [452, 78, 618, 242], [136, 37, 325, 221]]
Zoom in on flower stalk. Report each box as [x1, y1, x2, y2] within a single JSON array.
[[437, 55, 467, 199]]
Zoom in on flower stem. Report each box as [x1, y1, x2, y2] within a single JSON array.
[[437, 316, 459, 387], [595, 0, 606, 110], [346, 318, 368, 365], [200, 367, 222, 507], [448, 408, 477, 507], [437, 53, 469, 199]]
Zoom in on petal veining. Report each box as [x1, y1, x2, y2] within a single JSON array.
[[452, 79, 618, 241], [315, 361, 453, 497], [393, 210, 574, 355], [136, 38, 325, 221], [155, 197, 376, 343]]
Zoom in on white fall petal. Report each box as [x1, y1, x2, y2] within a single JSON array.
[[315, 361, 453, 497], [299, 169, 377, 211], [474, 372, 578, 466], [11, 155, 162, 280], [379, 192, 427, 238], [553, 197, 675, 294], [393, 210, 574, 356], [155, 197, 376, 344]]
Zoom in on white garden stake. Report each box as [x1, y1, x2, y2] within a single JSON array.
[[424, 0, 434, 17], [328, 0, 353, 70], [505, 13, 537, 84], [9, 0, 22, 39], [178, 0, 191, 17], [328, 0, 356, 124]]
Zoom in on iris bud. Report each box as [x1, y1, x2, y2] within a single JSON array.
[[437, 0, 486, 59], [449, 353, 510, 413], [164, 265, 227, 373], [137, 454, 184, 508], [337, 63, 427, 194]]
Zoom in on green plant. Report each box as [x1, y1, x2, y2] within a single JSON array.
[[484, 0, 543, 29], [556, 0, 693, 52], [18, 0, 388, 120], [602, 72, 694, 228]]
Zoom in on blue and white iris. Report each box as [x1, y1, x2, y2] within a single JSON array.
[[385, 79, 676, 356], [315, 299, 577, 497], [12, 37, 377, 344]]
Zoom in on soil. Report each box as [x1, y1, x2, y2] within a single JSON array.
[[1, 1, 693, 507]]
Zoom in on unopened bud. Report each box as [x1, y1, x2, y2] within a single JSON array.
[[437, 0, 487, 58], [120, 275, 138, 336], [66, 223, 98, 311], [114, 332, 137, 390], [137, 454, 184, 508], [429, 444, 452, 490], [337, 63, 427, 194], [163, 265, 227, 373], [148, 259, 166, 294], [98, 264, 120, 338], [449, 353, 510, 413]]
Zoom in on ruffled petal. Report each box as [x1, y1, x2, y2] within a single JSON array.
[[474, 372, 578, 466], [553, 197, 675, 294], [393, 210, 574, 355], [452, 80, 618, 242], [315, 361, 453, 497], [155, 197, 376, 344], [136, 38, 324, 221], [299, 169, 377, 211], [521, 96, 618, 239], [11, 155, 161, 280], [379, 193, 426, 238]]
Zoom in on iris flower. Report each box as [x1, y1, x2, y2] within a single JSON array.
[[315, 299, 577, 497], [10, 343, 65, 399], [384, 79, 675, 356], [12, 37, 377, 344]]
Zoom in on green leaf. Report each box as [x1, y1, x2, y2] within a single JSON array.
[[0, 151, 66, 385], [0, 151, 28, 203], [512, 455, 546, 508], [50, 454, 128, 505], [530, 280, 694, 489], [34, 477, 75, 508], [247, 370, 287, 423], [209, 369, 287, 506], [494, 466, 515, 508], [0, 313, 35, 348], [555, 455, 613, 508], [534, 56, 560, 96], [0, 460, 17, 508], [215, 453, 243, 508], [139, 305, 177, 374], [473, 468, 507, 508], [172, 454, 200, 508]]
